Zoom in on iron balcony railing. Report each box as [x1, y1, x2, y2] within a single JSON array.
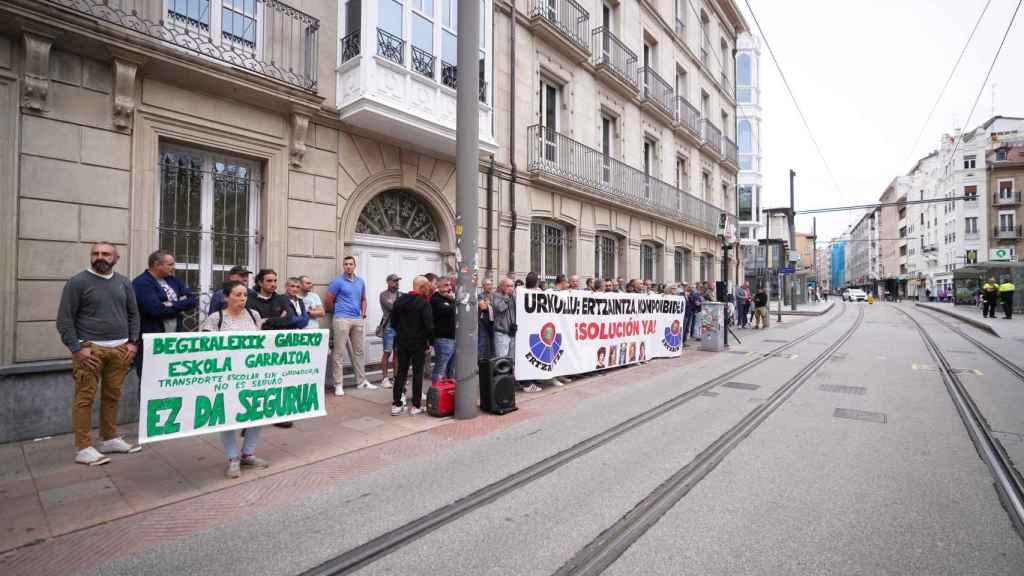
[[723, 135, 738, 165], [994, 225, 1023, 240], [411, 45, 435, 78], [531, 0, 590, 54], [377, 28, 404, 65], [438, 61, 488, 103], [592, 27, 639, 92], [675, 95, 701, 136], [993, 191, 1022, 206], [703, 120, 722, 153], [340, 29, 360, 64], [45, 0, 319, 90], [527, 125, 722, 234], [640, 67, 673, 118]]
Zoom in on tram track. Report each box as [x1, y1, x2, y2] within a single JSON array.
[[553, 304, 865, 576], [298, 302, 850, 576], [894, 305, 1024, 538]]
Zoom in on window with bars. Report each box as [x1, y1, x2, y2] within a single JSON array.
[[594, 234, 618, 280], [531, 222, 567, 280], [158, 145, 260, 328], [167, 0, 257, 51], [641, 242, 660, 282]]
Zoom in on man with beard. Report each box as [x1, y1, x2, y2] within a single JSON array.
[[57, 242, 142, 466]]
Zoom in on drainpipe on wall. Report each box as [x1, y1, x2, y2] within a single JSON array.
[[487, 156, 495, 274], [508, 4, 518, 276]]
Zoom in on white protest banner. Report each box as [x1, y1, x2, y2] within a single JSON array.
[[514, 290, 687, 380], [138, 329, 329, 444]]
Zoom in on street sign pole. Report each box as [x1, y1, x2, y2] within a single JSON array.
[[454, 0, 480, 420]]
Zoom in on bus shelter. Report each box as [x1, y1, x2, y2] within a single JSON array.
[[953, 263, 1023, 312]]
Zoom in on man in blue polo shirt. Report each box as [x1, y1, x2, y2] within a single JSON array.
[[325, 255, 377, 395]]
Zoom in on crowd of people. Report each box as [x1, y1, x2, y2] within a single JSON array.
[[57, 242, 778, 477]]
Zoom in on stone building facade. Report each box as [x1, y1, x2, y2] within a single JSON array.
[[987, 137, 1024, 262], [0, 0, 745, 441]]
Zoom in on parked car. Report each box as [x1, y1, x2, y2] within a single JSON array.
[[843, 289, 867, 302]]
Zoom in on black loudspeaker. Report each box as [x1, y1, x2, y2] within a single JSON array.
[[479, 357, 518, 415]]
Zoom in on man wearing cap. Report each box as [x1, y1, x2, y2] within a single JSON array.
[[209, 266, 256, 315], [377, 273, 402, 389]]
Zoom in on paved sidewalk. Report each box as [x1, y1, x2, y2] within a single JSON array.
[[917, 301, 1024, 339], [0, 315, 816, 575]]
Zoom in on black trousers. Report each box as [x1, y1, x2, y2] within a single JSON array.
[[1003, 293, 1014, 318], [394, 346, 426, 408], [983, 299, 998, 318]]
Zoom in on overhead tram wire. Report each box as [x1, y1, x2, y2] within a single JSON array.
[[795, 195, 974, 215], [902, 0, 992, 168], [742, 0, 844, 203], [948, 0, 1023, 162]]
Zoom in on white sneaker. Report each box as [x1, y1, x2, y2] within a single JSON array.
[[75, 446, 110, 466], [522, 384, 542, 393], [358, 380, 379, 390], [98, 437, 141, 454], [380, 377, 393, 389], [410, 406, 425, 416], [334, 385, 345, 396], [391, 404, 406, 416]]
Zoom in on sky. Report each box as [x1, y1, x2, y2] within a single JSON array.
[[738, 0, 1024, 243]]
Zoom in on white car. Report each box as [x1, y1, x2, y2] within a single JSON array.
[[843, 289, 867, 302]]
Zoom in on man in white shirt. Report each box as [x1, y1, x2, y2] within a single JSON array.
[[300, 275, 325, 330]]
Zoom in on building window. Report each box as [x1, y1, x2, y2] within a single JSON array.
[[641, 242, 660, 281], [998, 179, 1014, 200], [965, 217, 978, 234], [540, 79, 561, 162], [963, 154, 976, 169], [736, 52, 752, 103], [737, 118, 752, 169], [701, 171, 711, 202], [601, 114, 617, 183], [675, 0, 686, 34], [168, 0, 260, 50], [594, 234, 618, 279], [675, 155, 688, 191], [700, 253, 714, 282], [675, 68, 688, 99], [996, 149, 1007, 161], [964, 185, 977, 202], [999, 212, 1016, 231], [643, 137, 657, 199], [531, 221, 566, 280], [158, 144, 260, 326], [699, 10, 710, 67], [738, 185, 753, 221]]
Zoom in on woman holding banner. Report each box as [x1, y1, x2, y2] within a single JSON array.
[[200, 280, 270, 479]]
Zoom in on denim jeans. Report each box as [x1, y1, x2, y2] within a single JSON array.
[[432, 337, 456, 383], [221, 427, 261, 460]]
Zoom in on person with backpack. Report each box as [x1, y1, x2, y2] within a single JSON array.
[[201, 280, 268, 478]]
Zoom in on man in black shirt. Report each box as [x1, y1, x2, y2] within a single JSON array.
[[246, 269, 295, 330], [430, 276, 456, 384], [753, 287, 769, 329], [390, 276, 434, 416]]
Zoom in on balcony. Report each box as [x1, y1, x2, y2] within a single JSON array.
[[674, 96, 702, 142], [42, 0, 319, 90], [591, 27, 639, 97], [993, 191, 1022, 206], [528, 0, 591, 63], [639, 67, 674, 122], [702, 120, 722, 157], [337, 16, 496, 157], [994, 225, 1023, 240], [722, 135, 738, 169], [526, 125, 722, 235]]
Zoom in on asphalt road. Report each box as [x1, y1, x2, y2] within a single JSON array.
[[86, 303, 1024, 576]]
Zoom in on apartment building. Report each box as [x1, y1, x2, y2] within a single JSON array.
[[878, 178, 905, 297], [0, 0, 746, 440], [988, 136, 1024, 262], [736, 30, 763, 283], [846, 208, 880, 293]]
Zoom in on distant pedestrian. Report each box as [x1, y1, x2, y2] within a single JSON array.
[[431, 276, 457, 383], [754, 287, 769, 329], [683, 284, 703, 345], [390, 276, 434, 416], [999, 277, 1015, 319], [208, 265, 254, 314], [982, 277, 999, 318], [132, 250, 197, 374], [737, 282, 751, 328], [57, 242, 142, 466], [299, 275, 325, 329], [201, 280, 269, 478], [377, 274, 402, 389], [325, 256, 377, 395]]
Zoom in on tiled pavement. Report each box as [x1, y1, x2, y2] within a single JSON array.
[[0, 349, 736, 576]]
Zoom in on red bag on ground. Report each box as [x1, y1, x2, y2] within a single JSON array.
[[427, 378, 456, 417]]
